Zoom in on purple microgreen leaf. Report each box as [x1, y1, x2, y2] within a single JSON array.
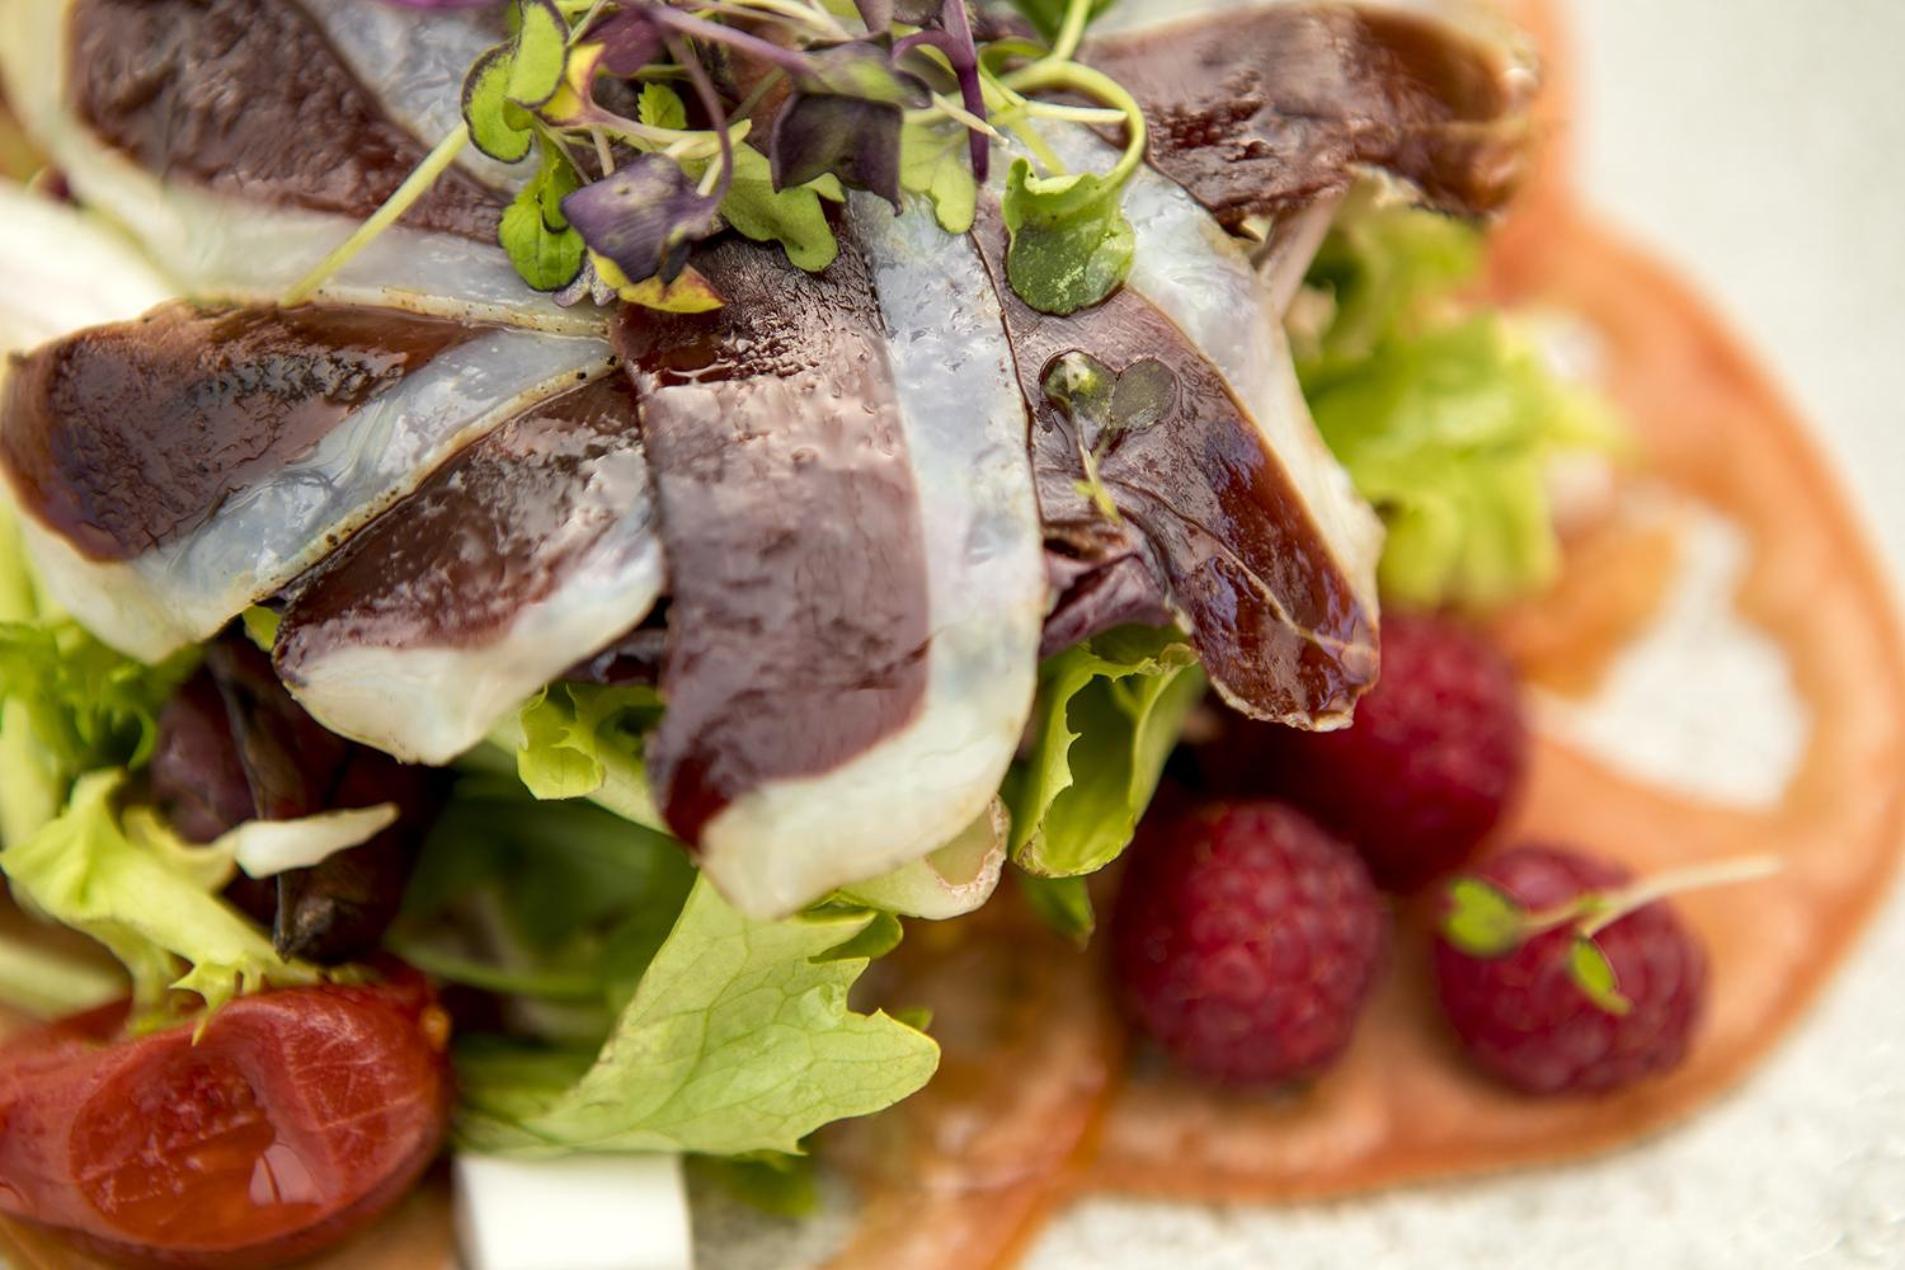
[[855, 0, 942, 31], [937, 0, 988, 181], [562, 154, 721, 286], [593, 8, 666, 76], [379, 0, 499, 8], [772, 45, 926, 210], [462, 44, 534, 163]]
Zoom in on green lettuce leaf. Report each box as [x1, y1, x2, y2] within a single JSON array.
[[1295, 197, 1623, 610], [1003, 626, 1205, 879], [0, 503, 193, 845], [455, 877, 938, 1157], [0, 771, 317, 1012], [396, 774, 694, 1023], [512, 682, 663, 818]]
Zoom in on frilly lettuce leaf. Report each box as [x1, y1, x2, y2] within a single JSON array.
[[0, 771, 317, 1013], [454, 876, 938, 1157], [0, 503, 193, 845], [1295, 197, 1623, 610], [512, 682, 663, 822], [1003, 625, 1205, 879]]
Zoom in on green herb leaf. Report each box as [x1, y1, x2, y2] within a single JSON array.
[[1007, 0, 1117, 42], [1567, 935, 1633, 1016], [463, 45, 535, 163], [501, 146, 587, 291], [507, 0, 571, 108], [715, 144, 841, 273], [1003, 626, 1204, 878], [1001, 159, 1135, 316], [638, 82, 689, 132], [899, 119, 978, 234], [1016, 871, 1094, 945], [456, 877, 939, 1157], [1440, 878, 1527, 958]]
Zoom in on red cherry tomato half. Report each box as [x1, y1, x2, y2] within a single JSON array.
[[0, 970, 451, 1268]]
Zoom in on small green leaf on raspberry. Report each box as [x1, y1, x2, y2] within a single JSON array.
[[1567, 935, 1633, 1016], [1441, 877, 1525, 957]]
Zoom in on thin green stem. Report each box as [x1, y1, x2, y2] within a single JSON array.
[[1580, 855, 1782, 937], [1049, 0, 1093, 64], [283, 123, 471, 306], [1003, 61, 1146, 186]]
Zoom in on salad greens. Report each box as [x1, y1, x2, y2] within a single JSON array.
[[1296, 195, 1623, 610], [0, 771, 316, 1015], [1004, 625, 1204, 880], [454, 877, 936, 1157]]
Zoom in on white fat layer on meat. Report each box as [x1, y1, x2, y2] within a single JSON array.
[[18, 331, 615, 663], [694, 195, 1045, 920], [0, 186, 175, 355], [1036, 126, 1385, 690], [1539, 501, 1810, 808], [299, 0, 526, 189], [456, 1153, 693, 1270], [280, 446, 666, 766], [0, 0, 603, 333]]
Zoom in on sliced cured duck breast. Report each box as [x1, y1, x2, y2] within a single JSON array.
[[615, 198, 1045, 919], [983, 126, 1385, 727], [0, 0, 598, 332], [0, 302, 614, 661], [273, 375, 664, 766], [1085, 0, 1536, 232]]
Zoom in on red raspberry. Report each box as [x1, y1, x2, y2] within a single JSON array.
[[1207, 613, 1527, 892], [1111, 801, 1387, 1084], [1431, 845, 1707, 1095]]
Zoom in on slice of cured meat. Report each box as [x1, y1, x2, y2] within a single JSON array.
[[273, 375, 664, 766], [1085, 0, 1536, 231], [982, 126, 1384, 726], [0, 0, 596, 332], [0, 302, 614, 661], [615, 198, 1046, 919]]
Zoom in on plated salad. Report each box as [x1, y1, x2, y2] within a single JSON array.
[[0, 0, 1899, 1267]]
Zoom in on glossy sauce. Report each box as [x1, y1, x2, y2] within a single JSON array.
[[0, 303, 481, 562], [70, 0, 506, 240]]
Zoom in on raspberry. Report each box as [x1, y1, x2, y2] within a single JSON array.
[[1431, 844, 1707, 1095], [1111, 801, 1386, 1084], [1207, 613, 1528, 892]]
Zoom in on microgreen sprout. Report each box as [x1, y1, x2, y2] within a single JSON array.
[[285, 0, 1147, 315], [1442, 854, 1782, 1015]]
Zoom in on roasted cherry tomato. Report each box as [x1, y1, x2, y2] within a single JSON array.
[[0, 970, 450, 1268]]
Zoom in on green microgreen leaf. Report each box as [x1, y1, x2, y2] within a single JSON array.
[[713, 144, 841, 273], [1441, 877, 1528, 958], [240, 606, 281, 654], [464, 45, 535, 163], [638, 82, 689, 132], [899, 118, 978, 234], [1001, 159, 1135, 315], [501, 143, 587, 291], [508, 0, 572, 108], [1567, 936, 1633, 1016]]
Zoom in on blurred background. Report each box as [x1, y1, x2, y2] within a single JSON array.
[[1024, 3, 1905, 1265]]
